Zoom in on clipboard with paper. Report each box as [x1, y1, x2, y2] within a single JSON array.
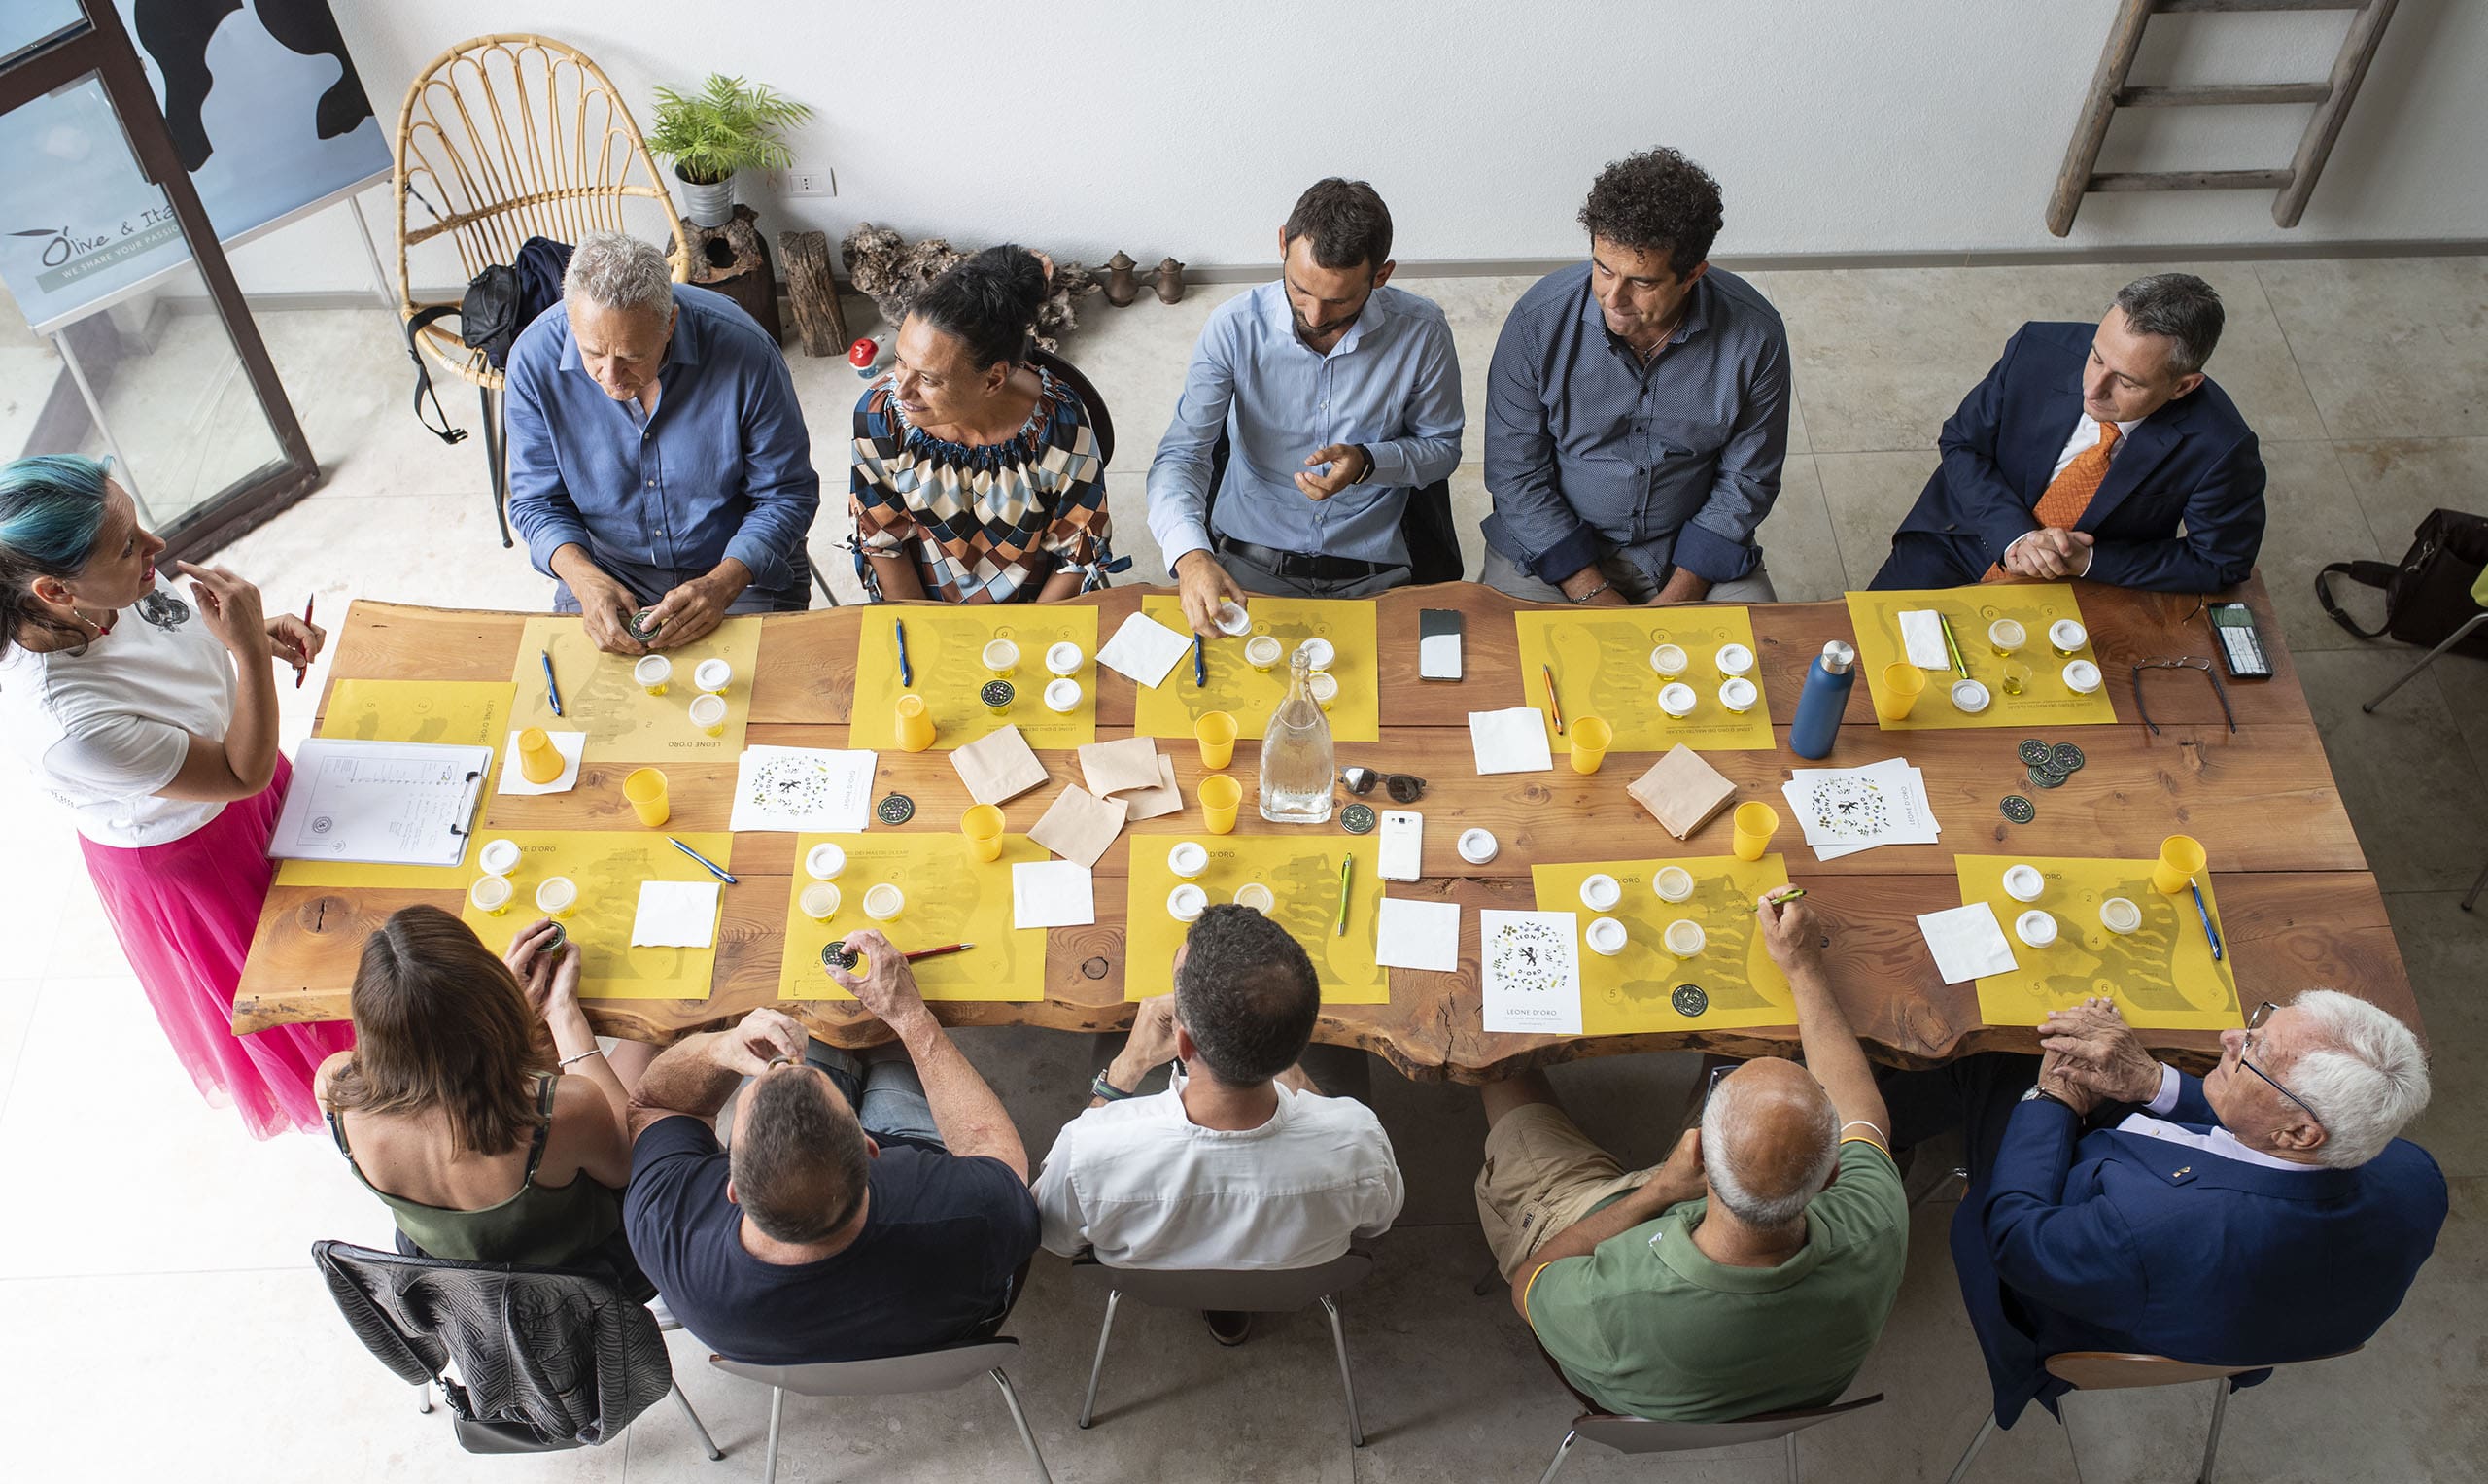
[[268, 739, 492, 867]]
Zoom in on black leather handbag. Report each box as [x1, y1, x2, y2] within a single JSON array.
[[2315, 507, 2488, 658]]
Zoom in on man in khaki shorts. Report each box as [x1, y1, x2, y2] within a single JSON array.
[[1473, 892, 1908, 1423]]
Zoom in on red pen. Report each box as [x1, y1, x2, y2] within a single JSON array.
[[294, 594, 314, 687], [903, 942, 974, 962]]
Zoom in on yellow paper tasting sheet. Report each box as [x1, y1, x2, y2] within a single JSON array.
[[1955, 853, 2241, 1030], [459, 830, 731, 1000], [1532, 854, 1796, 1034], [778, 833, 1049, 1002], [1124, 834, 1386, 1003], [1846, 585, 2116, 730], [1132, 595, 1380, 744], [506, 615, 762, 763], [275, 679, 515, 888], [1515, 606, 1774, 752], [847, 605, 1101, 751]]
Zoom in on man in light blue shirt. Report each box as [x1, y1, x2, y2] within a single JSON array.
[[504, 232, 819, 655], [1146, 180, 1463, 634]]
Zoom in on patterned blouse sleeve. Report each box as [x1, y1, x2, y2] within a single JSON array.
[[1035, 391, 1111, 570], [849, 383, 916, 556]]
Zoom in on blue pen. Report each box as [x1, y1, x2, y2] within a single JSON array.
[[539, 650, 563, 717], [894, 619, 912, 687], [2187, 879, 2223, 961], [669, 836, 737, 885], [1193, 634, 1206, 687]]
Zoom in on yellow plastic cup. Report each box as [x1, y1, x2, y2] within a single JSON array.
[[1568, 715, 1613, 774], [895, 694, 936, 753], [1878, 663, 1926, 722], [961, 804, 1006, 862], [1732, 801, 1779, 862], [688, 693, 728, 738], [517, 725, 565, 784], [623, 767, 670, 827], [1199, 774, 1242, 835], [1196, 710, 1238, 770], [2153, 834, 2207, 895]]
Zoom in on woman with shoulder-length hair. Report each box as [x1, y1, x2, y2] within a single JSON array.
[[318, 906, 646, 1284], [850, 245, 1112, 602], [0, 453, 345, 1137]]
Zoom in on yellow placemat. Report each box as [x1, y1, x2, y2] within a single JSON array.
[[778, 833, 1048, 1002], [1532, 854, 1795, 1034], [1846, 586, 2115, 730], [459, 830, 731, 1000], [1132, 595, 1380, 744], [848, 606, 1101, 751], [1515, 607, 1774, 752], [507, 615, 762, 763], [275, 679, 516, 887], [1124, 834, 1386, 1003], [1955, 853, 2240, 1030]]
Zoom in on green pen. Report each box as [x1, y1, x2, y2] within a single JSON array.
[[1334, 854, 1354, 937], [1771, 888, 1808, 902]]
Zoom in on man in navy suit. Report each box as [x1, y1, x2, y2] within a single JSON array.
[[1872, 274, 2265, 592], [1910, 991, 2444, 1431]]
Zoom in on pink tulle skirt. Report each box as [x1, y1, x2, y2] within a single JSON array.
[[78, 753, 355, 1139]]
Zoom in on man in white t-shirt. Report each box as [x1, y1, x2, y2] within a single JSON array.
[[1033, 904, 1403, 1344]]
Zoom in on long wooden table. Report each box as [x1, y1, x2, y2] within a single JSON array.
[[233, 578, 2415, 1082]]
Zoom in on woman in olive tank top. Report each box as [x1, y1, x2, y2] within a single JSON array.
[[316, 906, 650, 1288]]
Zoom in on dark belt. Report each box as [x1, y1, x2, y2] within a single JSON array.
[[1215, 536, 1404, 583]]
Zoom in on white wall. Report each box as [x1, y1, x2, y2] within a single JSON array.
[[233, 0, 2488, 294]]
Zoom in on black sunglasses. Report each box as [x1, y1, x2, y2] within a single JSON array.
[[1341, 766, 1427, 803]]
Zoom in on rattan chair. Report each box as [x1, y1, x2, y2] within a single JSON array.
[[392, 33, 689, 545]]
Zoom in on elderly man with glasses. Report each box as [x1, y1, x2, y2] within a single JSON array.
[[1894, 990, 2446, 1435]]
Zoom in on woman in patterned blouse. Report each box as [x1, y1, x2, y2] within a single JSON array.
[[850, 246, 1110, 603]]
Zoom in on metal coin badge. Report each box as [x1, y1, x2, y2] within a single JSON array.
[[876, 793, 916, 825], [2000, 795, 2037, 825], [821, 943, 861, 973], [1340, 802, 1377, 835], [2018, 738, 2054, 767], [1672, 984, 1710, 1018], [2050, 742, 2086, 774], [2026, 765, 2070, 790]]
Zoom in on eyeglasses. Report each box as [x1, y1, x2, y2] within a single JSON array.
[[2235, 1001, 2322, 1128], [2130, 656, 2236, 737], [1341, 767, 1427, 804]]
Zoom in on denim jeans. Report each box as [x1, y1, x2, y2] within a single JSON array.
[[804, 1039, 944, 1148]]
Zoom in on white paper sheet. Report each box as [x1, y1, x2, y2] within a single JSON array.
[[1916, 902, 2019, 984], [1782, 758, 1943, 860], [1096, 612, 1195, 688], [729, 745, 877, 832], [269, 739, 493, 866], [1375, 897, 1460, 972], [632, 880, 721, 949], [1011, 860, 1096, 930], [496, 729, 586, 796], [1898, 609, 1953, 672], [1479, 910, 1582, 1034], [1469, 707, 1555, 776]]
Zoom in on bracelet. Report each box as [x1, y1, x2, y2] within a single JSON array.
[[1090, 1069, 1140, 1102], [1351, 445, 1374, 485], [559, 1047, 605, 1068], [1568, 580, 1612, 604]]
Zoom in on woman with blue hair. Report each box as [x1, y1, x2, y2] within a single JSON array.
[[0, 455, 349, 1137]]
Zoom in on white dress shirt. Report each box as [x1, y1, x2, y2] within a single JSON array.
[[2114, 1064, 2319, 1174], [2004, 414, 2146, 577]]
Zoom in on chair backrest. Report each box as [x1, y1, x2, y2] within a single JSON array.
[[1029, 347, 1114, 469], [2043, 1347, 2360, 1392], [710, 1338, 1021, 1398], [392, 34, 687, 319], [1070, 1249, 1375, 1314], [1571, 1393, 1884, 1456]]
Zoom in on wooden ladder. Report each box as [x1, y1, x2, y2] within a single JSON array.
[[2048, 0, 2399, 235]]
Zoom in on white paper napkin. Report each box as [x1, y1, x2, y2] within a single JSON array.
[[1011, 860, 1096, 929], [1096, 612, 1195, 687], [1916, 902, 2018, 984], [1469, 708, 1555, 776], [632, 880, 721, 949], [1898, 609, 1952, 672], [1375, 897, 1460, 972]]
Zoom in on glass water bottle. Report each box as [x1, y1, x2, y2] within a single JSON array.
[[1258, 650, 1335, 824]]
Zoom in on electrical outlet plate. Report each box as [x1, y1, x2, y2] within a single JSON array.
[[784, 168, 834, 197]]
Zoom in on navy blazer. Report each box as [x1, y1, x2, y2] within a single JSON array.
[[1881, 322, 2266, 592], [1951, 1076, 2446, 1428]]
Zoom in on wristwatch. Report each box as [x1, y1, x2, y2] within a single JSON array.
[[1351, 445, 1374, 484], [1090, 1070, 1139, 1102], [2020, 1085, 2071, 1110]]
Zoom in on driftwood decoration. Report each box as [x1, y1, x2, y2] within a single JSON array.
[[679, 204, 780, 342], [778, 229, 849, 356], [839, 224, 1099, 350]]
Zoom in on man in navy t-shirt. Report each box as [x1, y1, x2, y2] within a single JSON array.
[[623, 932, 1039, 1363]]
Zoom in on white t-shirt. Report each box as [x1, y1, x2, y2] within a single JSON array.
[[0, 573, 236, 847], [1032, 1069, 1404, 1270]]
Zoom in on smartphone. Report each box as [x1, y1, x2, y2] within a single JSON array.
[[1378, 810, 1424, 882], [2207, 603, 2273, 679], [1419, 609, 1464, 681]]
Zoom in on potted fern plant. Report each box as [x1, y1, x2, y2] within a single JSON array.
[[647, 74, 812, 228]]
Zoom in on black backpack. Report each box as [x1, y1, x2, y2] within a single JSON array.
[[401, 236, 576, 444]]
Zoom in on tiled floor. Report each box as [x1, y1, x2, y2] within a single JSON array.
[[4, 256, 2486, 1482]]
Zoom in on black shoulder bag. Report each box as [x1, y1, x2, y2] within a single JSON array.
[[2315, 507, 2488, 658]]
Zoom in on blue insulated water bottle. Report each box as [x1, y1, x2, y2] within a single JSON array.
[[1790, 640, 1855, 760]]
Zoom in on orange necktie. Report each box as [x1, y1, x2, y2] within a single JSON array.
[[1984, 420, 2119, 581]]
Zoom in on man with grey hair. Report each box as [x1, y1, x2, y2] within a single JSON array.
[[1475, 891, 1907, 1421], [504, 231, 818, 654], [1873, 272, 2266, 592], [1924, 990, 2447, 1432]]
